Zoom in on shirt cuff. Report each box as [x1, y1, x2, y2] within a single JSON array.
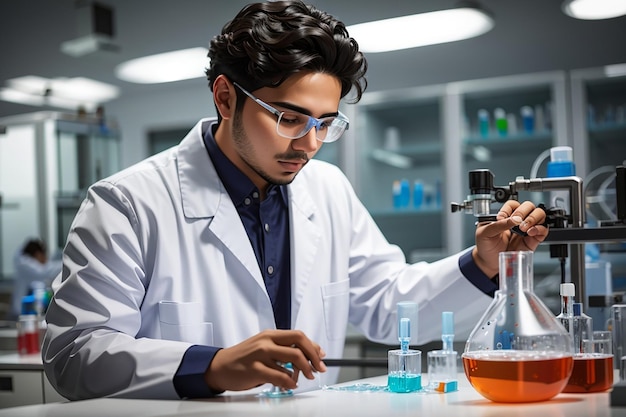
[[458, 250, 498, 297], [174, 345, 223, 398]]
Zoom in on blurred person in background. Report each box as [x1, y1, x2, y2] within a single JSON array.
[[11, 238, 61, 319]]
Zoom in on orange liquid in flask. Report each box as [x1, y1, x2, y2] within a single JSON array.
[[463, 351, 573, 403]]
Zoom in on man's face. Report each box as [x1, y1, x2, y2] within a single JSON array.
[[218, 72, 342, 193]]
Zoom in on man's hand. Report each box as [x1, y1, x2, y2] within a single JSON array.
[[473, 200, 549, 277], [204, 329, 327, 392]]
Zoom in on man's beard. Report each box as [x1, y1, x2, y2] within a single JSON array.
[[232, 112, 309, 186]]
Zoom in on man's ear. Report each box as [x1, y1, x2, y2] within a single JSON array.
[[213, 75, 237, 120]]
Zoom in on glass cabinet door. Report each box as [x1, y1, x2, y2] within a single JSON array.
[[570, 65, 626, 300], [55, 117, 121, 248], [349, 86, 446, 261]]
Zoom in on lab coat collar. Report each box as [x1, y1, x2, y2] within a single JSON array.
[[176, 118, 224, 219], [176, 118, 322, 326]]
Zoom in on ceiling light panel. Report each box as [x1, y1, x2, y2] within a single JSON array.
[[347, 7, 494, 53], [562, 0, 626, 20], [115, 47, 209, 84]]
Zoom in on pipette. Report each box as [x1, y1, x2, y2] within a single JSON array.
[[427, 311, 458, 393]]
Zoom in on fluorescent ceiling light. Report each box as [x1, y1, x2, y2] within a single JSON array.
[[0, 75, 119, 110], [605, 63, 626, 77], [562, 0, 626, 20], [347, 7, 494, 53], [115, 47, 209, 84]]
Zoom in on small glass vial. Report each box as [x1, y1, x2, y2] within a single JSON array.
[[427, 312, 458, 393], [477, 109, 490, 137], [388, 316, 421, 393], [258, 362, 294, 398], [388, 349, 421, 393], [494, 108, 508, 136]]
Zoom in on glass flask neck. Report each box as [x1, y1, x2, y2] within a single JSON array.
[[498, 251, 534, 295]]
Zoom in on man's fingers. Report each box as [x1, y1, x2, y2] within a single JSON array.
[[494, 201, 547, 235], [269, 330, 327, 375], [270, 345, 323, 380]]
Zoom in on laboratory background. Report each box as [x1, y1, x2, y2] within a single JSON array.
[[0, 0, 626, 410]]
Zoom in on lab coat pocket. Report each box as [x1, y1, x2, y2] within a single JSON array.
[[158, 301, 214, 345], [321, 279, 350, 341]]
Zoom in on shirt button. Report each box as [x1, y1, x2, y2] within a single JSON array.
[[267, 265, 274, 275], [244, 197, 251, 206], [252, 191, 259, 199], [264, 223, 270, 232]]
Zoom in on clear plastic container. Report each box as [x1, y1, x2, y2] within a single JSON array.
[[462, 251, 574, 403]]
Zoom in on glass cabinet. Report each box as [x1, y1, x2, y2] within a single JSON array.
[[345, 85, 447, 261], [447, 72, 570, 249], [55, 117, 121, 248], [0, 112, 120, 279], [570, 65, 626, 302], [344, 73, 571, 263]]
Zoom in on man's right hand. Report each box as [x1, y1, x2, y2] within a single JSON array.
[[204, 329, 327, 392]]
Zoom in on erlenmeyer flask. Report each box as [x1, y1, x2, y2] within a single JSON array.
[[462, 251, 574, 403]]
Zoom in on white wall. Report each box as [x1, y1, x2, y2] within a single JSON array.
[[107, 83, 217, 168]]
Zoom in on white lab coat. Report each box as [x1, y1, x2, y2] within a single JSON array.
[[42, 118, 493, 400]]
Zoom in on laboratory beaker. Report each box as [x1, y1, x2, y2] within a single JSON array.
[[388, 349, 421, 393], [563, 330, 614, 393], [462, 251, 574, 403]]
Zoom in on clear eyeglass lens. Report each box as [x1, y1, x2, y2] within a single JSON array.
[[276, 112, 345, 143]]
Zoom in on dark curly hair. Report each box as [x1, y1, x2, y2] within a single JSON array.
[[22, 238, 46, 257], [206, 0, 367, 110]]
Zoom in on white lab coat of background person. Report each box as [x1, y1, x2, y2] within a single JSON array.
[[43, 118, 493, 400], [11, 244, 61, 319]]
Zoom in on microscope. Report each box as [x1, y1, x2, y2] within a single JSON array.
[[451, 166, 626, 311]]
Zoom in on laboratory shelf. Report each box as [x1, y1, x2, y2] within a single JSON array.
[[464, 130, 553, 144], [588, 121, 626, 135], [463, 133, 552, 160], [369, 142, 441, 168], [369, 207, 442, 218]]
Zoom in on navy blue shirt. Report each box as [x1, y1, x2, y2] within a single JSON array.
[[173, 121, 496, 398], [203, 123, 292, 330]]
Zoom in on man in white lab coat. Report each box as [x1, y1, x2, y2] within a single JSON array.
[[42, 1, 548, 400]]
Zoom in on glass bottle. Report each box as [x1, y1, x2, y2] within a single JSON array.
[[462, 251, 574, 403], [556, 282, 576, 351]]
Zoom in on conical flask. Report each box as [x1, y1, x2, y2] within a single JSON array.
[[462, 251, 574, 403]]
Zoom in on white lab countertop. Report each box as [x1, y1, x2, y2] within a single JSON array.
[[0, 372, 624, 417], [0, 352, 44, 370]]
